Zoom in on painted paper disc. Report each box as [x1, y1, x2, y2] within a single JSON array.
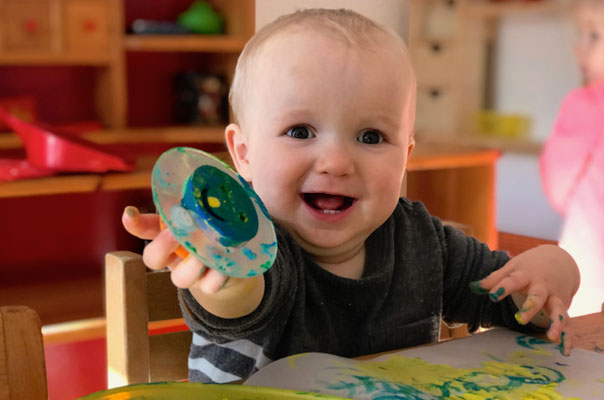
[[151, 147, 277, 278]]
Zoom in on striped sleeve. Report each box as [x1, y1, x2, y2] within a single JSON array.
[[188, 332, 273, 383]]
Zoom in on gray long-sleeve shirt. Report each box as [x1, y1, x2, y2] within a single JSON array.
[[179, 199, 532, 383]]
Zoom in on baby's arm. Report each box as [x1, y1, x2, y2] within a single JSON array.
[[473, 245, 579, 355], [122, 206, 265, 319]]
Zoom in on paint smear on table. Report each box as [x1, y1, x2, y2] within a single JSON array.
[[246, 329, 604, 399]]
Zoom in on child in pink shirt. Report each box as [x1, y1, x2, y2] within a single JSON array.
[[541, 0, 604, 316]]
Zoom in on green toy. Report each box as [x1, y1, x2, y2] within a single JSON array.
[[178, 1, 224, 35]]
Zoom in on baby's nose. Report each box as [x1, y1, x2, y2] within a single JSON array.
[[314, 143, 355, 177]]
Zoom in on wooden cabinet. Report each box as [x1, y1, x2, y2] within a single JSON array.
[[63, 0, 111, 53], [409, 0, 569, 153], [0, 0, 114, 55], [3, 0, 54, 52], [0, 0, 255, 129], [409, 0, 487, 142]]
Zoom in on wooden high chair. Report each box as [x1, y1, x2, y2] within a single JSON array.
[[105, 251, 192, 388], [0, 306, 48, 400]]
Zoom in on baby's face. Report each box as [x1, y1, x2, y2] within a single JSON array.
[[232, 30, 415, 260], [575, 6, 604, 85]]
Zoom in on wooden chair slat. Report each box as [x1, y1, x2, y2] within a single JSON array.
[[105, 251, 150, 387], [0, 306, 47, 400], [106, 251, 192, 388], [149, 331, 193, 382], [0, 311, 9, 400], [146, 270, 182, 322]]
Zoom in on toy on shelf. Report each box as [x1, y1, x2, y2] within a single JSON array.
[[152, 147, 277, 278], [474, 110, 531, 139], [129, 1, 224, 36], [0, 107, 134, 182], [177, 1, 224, 35], [131, 19, 190, 35], [174, 72, 228, 126]]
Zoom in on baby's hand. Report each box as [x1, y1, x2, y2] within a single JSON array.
[[471, 245, 579, 356], [122, 206, 230, 293]]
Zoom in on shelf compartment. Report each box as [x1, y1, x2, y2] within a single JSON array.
[[124, 34, 247, 53], [0, 125, 226, 150]]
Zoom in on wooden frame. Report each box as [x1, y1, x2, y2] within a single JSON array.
[[0, 306, 48, 400], [105, 251, 192, 388]]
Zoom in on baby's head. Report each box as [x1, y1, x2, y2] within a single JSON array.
[[574, 0, 604, 85], [225, 9, 416, 263]]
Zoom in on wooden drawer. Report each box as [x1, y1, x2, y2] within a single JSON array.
[[63, 0, 109, 53], [415, 86, 460, 134], [1, 0, 52, 52], [412, 40, 459, 85]]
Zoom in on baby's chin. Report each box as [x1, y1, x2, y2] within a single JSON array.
[[285, 225, 369, 264]]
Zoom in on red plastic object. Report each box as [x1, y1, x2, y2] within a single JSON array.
[[0, 107, 134, 174], [0, 159, 54, 181], [0, 95, 38, 131]]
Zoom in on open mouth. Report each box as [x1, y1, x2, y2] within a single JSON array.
[[302, 193, 355, 214]]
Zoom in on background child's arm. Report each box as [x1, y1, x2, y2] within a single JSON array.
[[122, 206, 265, 319], [541, 90, 601, 214], [475, 245, 579, 354]]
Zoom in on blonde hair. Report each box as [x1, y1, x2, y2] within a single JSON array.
[[229, 8, 416, 132]]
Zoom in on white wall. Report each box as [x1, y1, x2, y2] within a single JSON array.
[[255, 0, 409, 42], [494, 13, 581, 141], [494, 13, 581, 239], [496, 153, 563, 240]]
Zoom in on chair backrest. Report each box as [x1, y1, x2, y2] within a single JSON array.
[[0, 306, 48, 400], [105, 251, 192, 389]]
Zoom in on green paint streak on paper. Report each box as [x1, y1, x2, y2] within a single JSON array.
[[325, 354, 569, 400]]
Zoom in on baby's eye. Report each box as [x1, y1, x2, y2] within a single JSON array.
[[358, 130, 383, 144], [286, 126, 315, 139]]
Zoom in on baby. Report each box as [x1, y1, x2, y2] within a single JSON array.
[[540, 0, 604, 316], [124, 8, 579, 383]]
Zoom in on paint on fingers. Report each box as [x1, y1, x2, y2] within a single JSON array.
[[514, 297, 537, 325], [124, 206, 140, 223], [557, 331, 569, 356], [489, 287, 506, 302], [469, 280, 490, 295]]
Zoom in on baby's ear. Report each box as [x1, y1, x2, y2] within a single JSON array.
[[225, 123, 251, 180], [407, 134, 415, 158]]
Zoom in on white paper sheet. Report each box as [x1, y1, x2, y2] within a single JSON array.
[[245, 329, 604, 399]]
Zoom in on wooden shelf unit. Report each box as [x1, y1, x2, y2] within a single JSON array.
[[0, 0, 255, 129], [409, 0, 567, 152], [123, 34, 248, 53]]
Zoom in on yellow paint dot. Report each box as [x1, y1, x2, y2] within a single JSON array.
[[208, 196, 221, 208]]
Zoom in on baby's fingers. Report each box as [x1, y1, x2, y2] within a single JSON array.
[[122, 206, 161, 240], [471, 267, 529, 303], [543, 298, 572, 355], [142, 228, 181, 270], [171, 255, 207, 288], [514, 290, 548, 325], [199, 268, 231, 294]]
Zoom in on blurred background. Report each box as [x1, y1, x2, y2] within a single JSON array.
[[0, 0, 580, 398]]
